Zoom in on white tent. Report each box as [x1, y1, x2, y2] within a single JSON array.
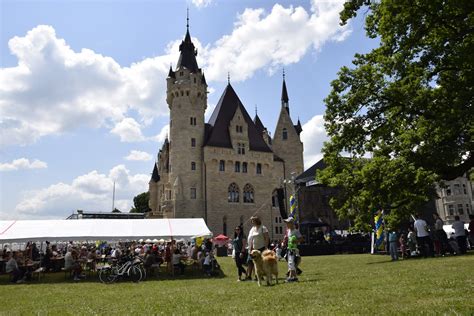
[[0, 218, 212, 243]]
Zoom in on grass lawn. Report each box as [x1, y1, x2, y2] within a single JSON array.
[[0, 253, 473, 315]]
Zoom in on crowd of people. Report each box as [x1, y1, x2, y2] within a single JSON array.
[[1, 237, 220, 283], [386, 213, 474, 261]]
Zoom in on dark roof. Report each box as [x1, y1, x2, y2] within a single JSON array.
[[151, 163, 160, 182], [176, 29, 199, 73], [294, 119, 302, 135], [281, 79, 289, 103], [295, 159, 327, 184], [253, 114, 265, 134], [168, 66, 175, 78], [205, 84, 272, 152], [201, 72, 207, 85], [273, 154, 284, 162]]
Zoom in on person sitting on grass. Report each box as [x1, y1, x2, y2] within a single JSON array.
[[6, 251, 25, 284]]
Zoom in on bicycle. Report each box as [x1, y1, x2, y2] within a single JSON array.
[[99, 256, 142, 284]]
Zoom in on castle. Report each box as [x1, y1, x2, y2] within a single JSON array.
[[148, 23, 304, 239]]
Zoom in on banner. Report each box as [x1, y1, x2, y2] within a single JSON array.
[[374, 211, 385, 251]]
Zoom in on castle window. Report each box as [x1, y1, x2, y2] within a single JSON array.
[[180, 71, 183, 76], [282, 128, 288, 140], [463, 184, 467, 194], [448, 204, 454, 215], [194, 77, 197, 84], [446, 186, 451, 196], [457, 204, 464, 215], [190, 188, 196, 199], [186, 91, 190, 96], [219, 160, 225, 172], [228, 183, 239, 203], [272, 190, 278, 207], [197, 92, 201, 97], [243, 183, 254, 203], [191, 162, 196, 171], [235, 161, 240, 173], [242, 162, 247, 173], [181, 91, 184, 96], [237, 143, 245, 155], [236, 125, 243, 133], [190, 117, 196, 126], [453, 183, 461, 195], [191, 138, 196, 147], [256, 163, 262, 174]]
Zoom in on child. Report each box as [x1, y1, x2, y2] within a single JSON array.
[[203, 252, 212, 276]]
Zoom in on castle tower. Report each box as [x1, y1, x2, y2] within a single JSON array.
[[272, 71, 304, 180], [166, 19, 207, 218]]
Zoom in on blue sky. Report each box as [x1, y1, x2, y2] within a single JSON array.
[[0, 0, 377, 219]]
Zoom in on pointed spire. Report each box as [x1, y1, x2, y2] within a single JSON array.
[[227, 72, 230, 85], [186, 7, 189, 30], [168, 64, 175, 78], [177, 9, 199, 72], [201, 72, 207, 85], [151, 163, 160, 182], [281, 69, 289, 113], [255, 104, 258, 117]]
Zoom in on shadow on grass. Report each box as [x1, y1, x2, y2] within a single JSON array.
[[0, 269, 227, 286]]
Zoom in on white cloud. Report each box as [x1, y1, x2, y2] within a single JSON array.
[[0, 1, 350, 147], [125, 150, 152, 161], [110, 117, 146, 142], [153, 124, 170, 143], [9, 165, 149, 219], [192, 0, 213, 8], [0, 25, 176, 147], [201, 0, 349, 82], [301, 114, 327, 168], [0, 158, 47, 171]]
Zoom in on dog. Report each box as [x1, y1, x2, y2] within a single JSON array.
[[250, 249, 278, 286]]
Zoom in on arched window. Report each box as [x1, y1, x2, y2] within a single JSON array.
[[243, 183, 254, 203], [282, 128, 288, 140], [228, 183, 239, 203]]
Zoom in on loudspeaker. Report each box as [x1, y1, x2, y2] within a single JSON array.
[[276, 188, 287, 219]]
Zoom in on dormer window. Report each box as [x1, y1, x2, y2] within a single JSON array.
[[237, 143, 245, 155], [236, 125, 243, 133], [282, 128, 288, 140], [180, 71, 184, 76]]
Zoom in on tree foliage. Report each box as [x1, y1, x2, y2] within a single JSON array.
[[320, 0, 473, 229], [131, 191, 150, 213]]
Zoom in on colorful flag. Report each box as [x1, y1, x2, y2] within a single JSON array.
[[374, 211, 385, 250], [289, 195, 297, 219]]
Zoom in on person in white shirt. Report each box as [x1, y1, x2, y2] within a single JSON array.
[[246, 216, 269, 280], [413, 213, 434, 257], [452, 216, 467, 254]]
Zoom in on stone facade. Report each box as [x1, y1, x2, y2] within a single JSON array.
[[148, 26, 303, 239], [434, 175, 474, 224]]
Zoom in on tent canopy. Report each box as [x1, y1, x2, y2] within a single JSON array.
[[0, 218, 212, 243]]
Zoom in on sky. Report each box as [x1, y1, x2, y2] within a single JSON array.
[[0, 0, 377, 219]]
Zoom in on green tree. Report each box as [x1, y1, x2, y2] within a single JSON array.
[[131, 191, 150, 213], [112, 208, 121, 213], [320, 0, 473, 229]]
